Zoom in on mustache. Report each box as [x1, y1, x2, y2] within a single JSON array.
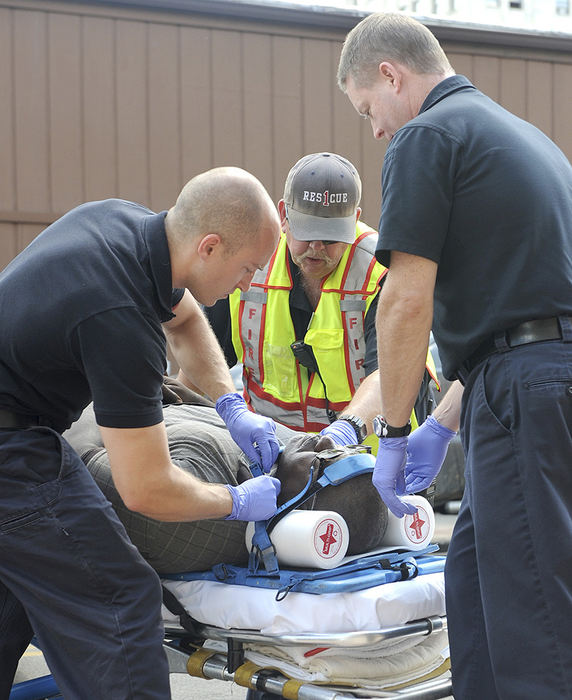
[[296, 248, 336, 265]]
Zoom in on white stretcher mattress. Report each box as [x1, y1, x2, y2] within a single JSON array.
[[162, 571, 445, 635]]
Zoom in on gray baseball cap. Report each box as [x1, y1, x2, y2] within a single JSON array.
[[283, 152, 361, 244]]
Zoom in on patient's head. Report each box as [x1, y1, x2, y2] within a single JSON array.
[[275, 433, 388, 555]]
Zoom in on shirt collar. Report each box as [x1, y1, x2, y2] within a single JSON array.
[[142, 211, 177, 322], [418, 74, 475, 115]]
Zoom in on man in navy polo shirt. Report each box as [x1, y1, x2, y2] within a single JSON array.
[[338, 12, 572, 699], [0, 167, 282, 697]]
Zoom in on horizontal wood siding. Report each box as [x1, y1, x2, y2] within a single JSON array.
[[1, 0, 571, 267]]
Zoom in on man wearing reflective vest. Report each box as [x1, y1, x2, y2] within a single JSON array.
[[195, 153, 438, 453]]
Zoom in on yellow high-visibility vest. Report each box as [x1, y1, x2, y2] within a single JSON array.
[[229, 222, 438, 442]]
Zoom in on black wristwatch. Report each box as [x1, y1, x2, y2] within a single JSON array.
[[338, 414, 367, 444], [372, 415, 412, 438]]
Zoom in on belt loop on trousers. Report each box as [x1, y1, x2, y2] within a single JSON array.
[[455, 366, 468, 386], [558, 316, 572, 342], [493, 330, 511, 354]]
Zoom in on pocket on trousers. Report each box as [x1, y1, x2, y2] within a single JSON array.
[[0, 510, 43, 534], [476, 359, 512, 434]]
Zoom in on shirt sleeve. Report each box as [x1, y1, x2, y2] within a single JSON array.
[[363, 292, 379, 376], [74, 307, 166, 428], [171, 288, 185, 307], [376, 125, 458, 268]]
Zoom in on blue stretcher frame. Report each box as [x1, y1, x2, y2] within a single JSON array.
[[10, 673, 61, 700]]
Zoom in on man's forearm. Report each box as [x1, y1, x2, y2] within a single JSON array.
[[341, 370, 381, 435], [166, 300, 235, 401], [101, 423, 235, 520], [375, 252, 437, 427], [124, 462, 235, 521], [431, 379, 463, 432]]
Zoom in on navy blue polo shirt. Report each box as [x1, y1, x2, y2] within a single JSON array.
[[0, 199, 184, 433], [376, 75, 572, 379]]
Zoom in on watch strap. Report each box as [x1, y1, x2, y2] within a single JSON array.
[[338, 414, 367, 444]]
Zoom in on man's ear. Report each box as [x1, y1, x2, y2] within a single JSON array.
[[277, 199, 287, 229], [196, 233, 222, 261], [355, 207, 362, 223], [379, 61, 401, 90]]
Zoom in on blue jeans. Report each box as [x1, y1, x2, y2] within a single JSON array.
[[446, 337, 572, 699], [0, 427, 170, 699]]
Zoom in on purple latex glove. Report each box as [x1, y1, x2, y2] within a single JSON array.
[[216, 393, 281, 473], [405, 415, 457, 494], [320, 420, 358, 446], [225, 476, 281, 521], [372, 437, 418, 518]]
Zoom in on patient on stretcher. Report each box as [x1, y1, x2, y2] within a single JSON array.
[[63, 379, 451, 696], [64, 377, 388, 574]]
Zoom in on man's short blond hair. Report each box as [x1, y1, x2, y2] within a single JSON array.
[[337, 13, 452, 91], [169, 167, 276, 254]]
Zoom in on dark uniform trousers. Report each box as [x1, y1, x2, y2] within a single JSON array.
[[446, 324, 572, 699], [0, 427, 170, 699]]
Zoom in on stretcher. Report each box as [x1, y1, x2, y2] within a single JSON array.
[[11, 548, 451, 700], [11, 570, 451, 700], [12, 442, 452, 699], [158, 545, 451, 699]]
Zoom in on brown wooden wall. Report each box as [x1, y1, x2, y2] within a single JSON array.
[[1, 0, 572, 271]]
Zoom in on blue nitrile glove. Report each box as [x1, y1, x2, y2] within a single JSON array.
[[320, 420, 358, 446], [216, 392, 281, 473], [405, 415, 457, 494], [225, 476, 281, 521], [372, 437, 418, 519]]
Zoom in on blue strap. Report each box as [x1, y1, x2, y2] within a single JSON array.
[[170, 550, 446, 599], [249, 520, 279, 574], [316, 452, 375, 487], [247, 452, 284, 574]]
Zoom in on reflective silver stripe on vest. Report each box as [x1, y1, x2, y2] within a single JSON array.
[[240, 283, 267, 378], [240, 290, 267, 304], [247, 379, 333, 431], [340, 234, 379, 392], [247, 386, 307, 429], [339, 299, 367, 312]]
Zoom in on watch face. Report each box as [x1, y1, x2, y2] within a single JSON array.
[[373, 415, 387, 438], [373, 415, 411, 438]]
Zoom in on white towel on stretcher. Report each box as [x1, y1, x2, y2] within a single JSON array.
[[202, 630, 449, 688]]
